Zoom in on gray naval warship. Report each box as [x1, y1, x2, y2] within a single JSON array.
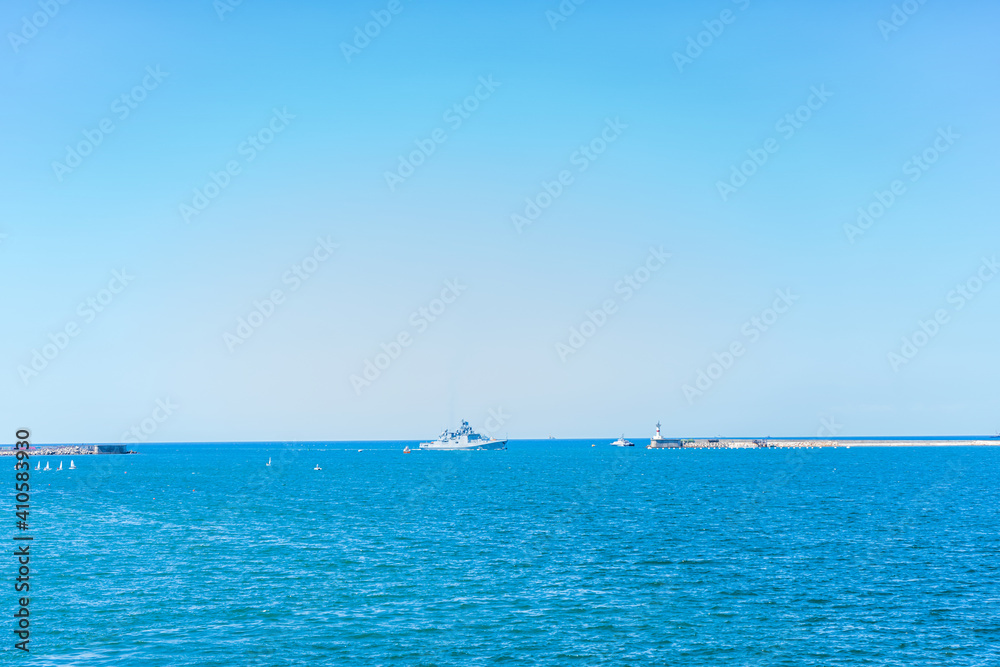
[[419, 420, 507, 451]]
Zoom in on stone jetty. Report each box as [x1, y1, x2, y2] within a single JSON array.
[[678, 438, 998, 449]]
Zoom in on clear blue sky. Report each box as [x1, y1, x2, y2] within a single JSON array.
[[2, 0, 998, 442]]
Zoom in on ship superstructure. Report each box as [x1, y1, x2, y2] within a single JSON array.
[[419, 420, 507, 451]]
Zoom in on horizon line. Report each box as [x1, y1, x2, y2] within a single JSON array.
[[8, 434, 1000, 447]]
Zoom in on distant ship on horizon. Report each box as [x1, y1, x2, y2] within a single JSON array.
[[419, 420, 507, 451]]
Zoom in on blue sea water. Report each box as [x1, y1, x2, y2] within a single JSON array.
[[19, 442, 1000, 666]]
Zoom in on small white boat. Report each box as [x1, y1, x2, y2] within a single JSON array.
[[403, 446, 411, 454], [35, 462, 40, 471], [69, 460, 76, 470], [314, 464, 322, 471], [266, 457, 271, 466], [610, 435, 634, 447], [57, 461, 63, 471]]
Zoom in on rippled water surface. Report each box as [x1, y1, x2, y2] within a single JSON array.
[[24, 442, 1000, 665]]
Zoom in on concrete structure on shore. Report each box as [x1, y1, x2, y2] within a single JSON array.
[[0, 444, 134, 456]]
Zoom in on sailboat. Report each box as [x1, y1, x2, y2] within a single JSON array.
[[35, 462, 40, 471], [314, 464, 322, 471], [69, 460, 76, 469], [57, 461, 63, 471], [403, 446, 411, 454], [43, 462, 50, 471], [266, 457, 271, 466]]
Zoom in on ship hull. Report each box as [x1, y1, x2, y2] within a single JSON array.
[[418, 439, 507, 451]]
